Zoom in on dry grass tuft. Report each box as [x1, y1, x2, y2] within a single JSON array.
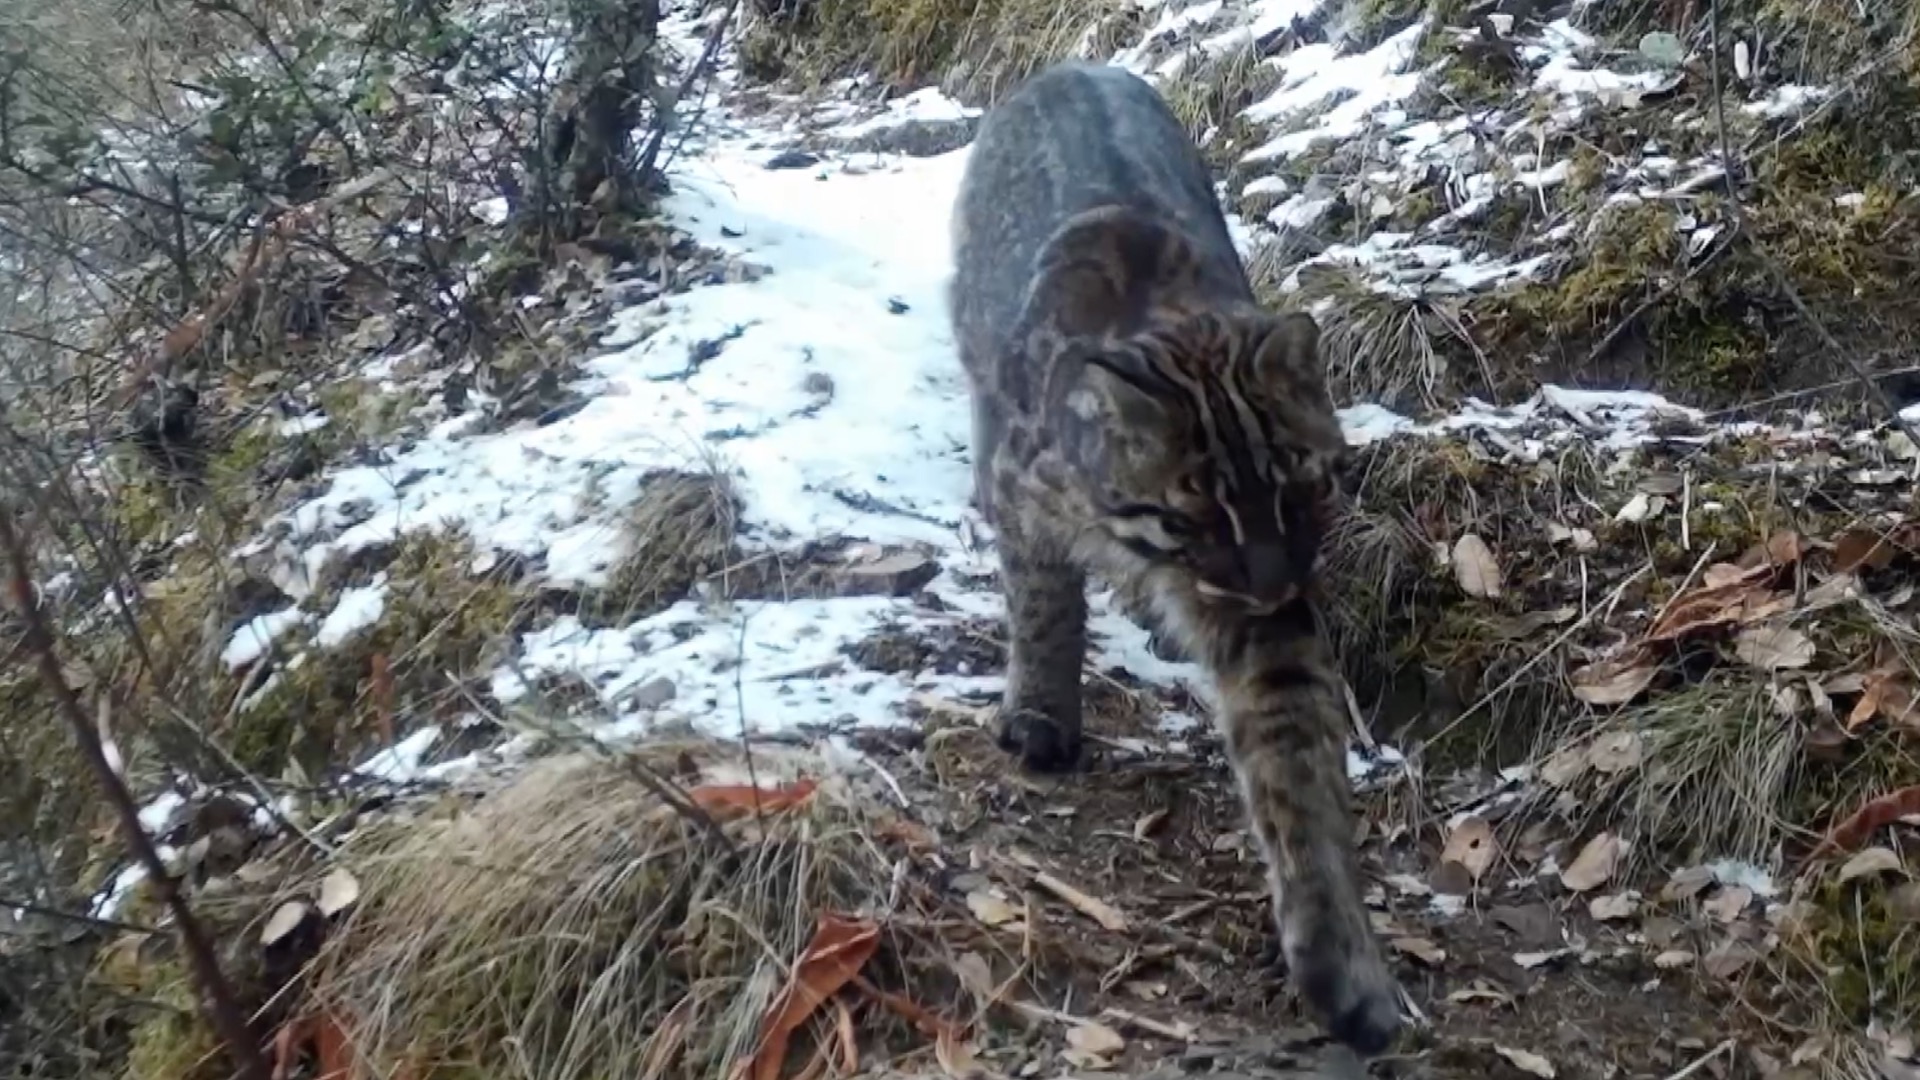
[[748, 0, 1133, 105], [601, 465, 742, 621], [1296, 264, 1480, 411], [293, 745, 948, 1080], [1544, 678, 1798, 869]]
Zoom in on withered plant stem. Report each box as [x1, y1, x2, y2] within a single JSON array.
[[0, 507, 269, 1080]]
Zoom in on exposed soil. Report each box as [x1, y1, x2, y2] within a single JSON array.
[[846, 640, 1769, 1080]]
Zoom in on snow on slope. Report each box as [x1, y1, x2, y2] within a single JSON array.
[[102, 0, 1865, 915], [219, 0, 1751, 783]]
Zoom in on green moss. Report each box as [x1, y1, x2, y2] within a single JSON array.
[[228, 530, 525, 777]]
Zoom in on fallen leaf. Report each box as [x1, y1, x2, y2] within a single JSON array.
[[1839, 846, 1907, 883], [1703, 939, 1760, 979], [1539, 746, 1588, 787], [1646, 568, 1776, 642], [1586, 731, 1644, 774], [1663, 865, 1716, 901], [1807, 786, 1920, 862], [690, 779, 819, 820], [261, 900, 311, 947], [1848, 670, 1920, 732], [966, 890, 1019, 927], [735, 912, 880, 1080], [1734, 624, 1816, 671], [317, 869, 360, 919], [1390, 936, 1447, 966], [1835, 527, 1901, 573], [1442, 816, 1499, 883], [1739, 529, 1808, 569], [1703, 885, 1752, 923], [1452, 533, 1504, 599], [1654, 949, 1696, 970], [1560, 832, 1622, 892], [1571, 651, 1659, 706], [1589, 893, 1638, 921], [1496, 1045, 1558, 1079], [1065, 1022, 1126, 1057]]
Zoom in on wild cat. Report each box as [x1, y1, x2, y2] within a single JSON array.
[[946, 61, 1401, 1054]]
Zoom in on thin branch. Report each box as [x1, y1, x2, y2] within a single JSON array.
[[0, 507, 268, 1080]]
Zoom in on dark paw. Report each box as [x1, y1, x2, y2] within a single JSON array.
[[1286, 931, 1403, 1057], [995, 708, 1082, 772]]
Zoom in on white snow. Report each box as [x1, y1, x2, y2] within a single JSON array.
[[221, 607, 312, 670], [1243, 22, 1428, 162], [315, 578, 388, 648], [94, 0, 1858, 919]]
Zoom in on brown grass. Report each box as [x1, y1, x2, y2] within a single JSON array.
[[597, 464, 742, 623], [288, 744, 955, 1080]]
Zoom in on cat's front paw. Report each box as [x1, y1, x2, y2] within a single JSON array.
[[1281, 915, 1402, 1056], [994, 706, 1082, 772]]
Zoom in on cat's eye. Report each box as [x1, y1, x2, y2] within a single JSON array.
[[1157, 514, 1199, 542]]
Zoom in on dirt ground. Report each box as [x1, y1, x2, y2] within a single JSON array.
[[844, 637, 1769, 1080]]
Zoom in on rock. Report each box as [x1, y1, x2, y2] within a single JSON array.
[[833, 552, 941, 597]]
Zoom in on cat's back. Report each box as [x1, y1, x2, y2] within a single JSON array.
[[950, 62, 1248, 351]]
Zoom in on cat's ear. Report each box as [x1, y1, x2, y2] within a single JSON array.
[[1246, 311, 1323, 392], [1059, 342, 1171, 430], [1013, 205, 1205, 336]]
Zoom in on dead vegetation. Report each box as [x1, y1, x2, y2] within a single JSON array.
[[592, 464, 743, 624], [269, 746, 960, 1080], [738, 0, 1137, 103]]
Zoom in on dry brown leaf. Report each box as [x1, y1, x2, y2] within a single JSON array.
[[1646, 567, 1775, 642], [1588, 893, 1638, 921], [1662, 865, 1716, 901], [1452, 533, 1504, 599], [1738, 529, 1807, 569], [1065, 1022, 1127, 1058], [1560, 832, 1621, 892], [690, 779, 819, 820], [1835, 527, 1901, 574], [1838, 846, 1907, 883], [1570, 651, 1659, 707], [1441, 816, 1498, 883], [317, 868, 360, 919], [736, 912, 879, 1080], [1703, 885, 1752, 923], [1539, 746, 1588, 787], [261, 900, 311, 947], [1496, 1045, 1558, 1079], [1808, 786, 1920, 862], [1703, 939, 1760, 979], [1586, 731, 1644, 774], [1847, 670, 1920, 732], [1390, 936, 1447, 966], [966, 890, 1019, 927], [1733, 624, 1815, 671]]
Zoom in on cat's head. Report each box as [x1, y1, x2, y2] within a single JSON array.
[[1053, 310, 1350, 611]]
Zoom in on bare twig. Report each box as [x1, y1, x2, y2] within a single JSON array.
[[636, 0, 741, 185], [0, 507, 268, 1080]]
